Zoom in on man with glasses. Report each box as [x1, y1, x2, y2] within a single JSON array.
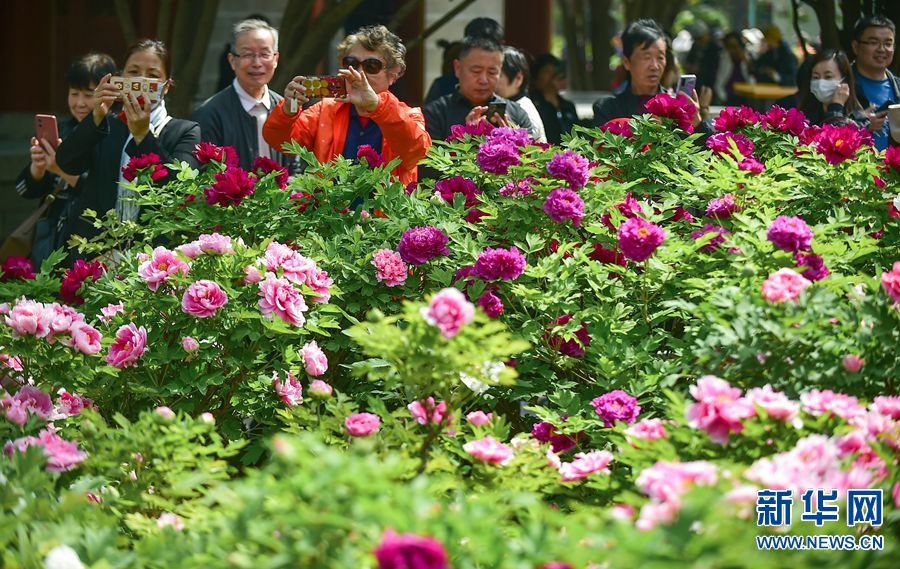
[[851, 15, 898, 150], [193, 19, 296, 170], [263, 25, 430, 185]]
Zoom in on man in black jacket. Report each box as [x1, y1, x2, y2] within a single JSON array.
[[192, 19, 296, 171]]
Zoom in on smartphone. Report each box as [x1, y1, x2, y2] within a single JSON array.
[[486, 102, 507, 125], [109, 76, 164, 104], [676, 74, 697, 96], [873, 99, 895, 114], [301, 76, 347, 98], [35, 114, 59, 149]]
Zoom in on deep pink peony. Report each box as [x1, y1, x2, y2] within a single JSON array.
[[624, 418, 669, 441], [301, 340, 328, 376], [1, 385, 52, 426], [761, 268, 812, 303], [373, 530, 449, 569], [466, 410, 492, 426], [477, 291, 504, 318], [644, 92, 696, 132], [488, 126, 534, 147], [182, 336, 199, 352], [499, 176, 535, 197], [3, 428, 87, 472], [194, 142, 239, 166], [435, 176, 480, 208], [463, 435, 514, 464], [272, 371, 303, 406], [706, 132, 754, 158], [618, 217, 666, 262], [372, 249, 408, 287], [882, 261, 900, 303], [356, 144, 385, 169], [714, 105, 760, 132], [543, 188, 585, 226], [55, 388, 94, 418], [766, 216, 813, 252], [842, 354, 864, 373], [397, 226, 450, 265], [547, 150, 591, 189], [60, 260, 105, 304], [258, 276, 308, 327], [421, 288, 475, 339], [531, 420, 579, 454], [105, 323, 147, 368], [547, 314, 590, 358], [252, 155, 289, 189], [762, 105, 807, 135], [600, 192, 644, 231], [181, 280, 228, 318], [685, 375, 755, 444], [121, 152, 167, 182], [794, 252, 829, 281], [476, 137, 521, 174], [204, 167, 256, 207], [691, 224, 731, 253], [591, 390, 641, 427], [447, 120, 494, 140], [885, 146, 900, 170], [705, 194, 740, 218], [474, 246, 526, 281], [138, 246, 190, 292], [0, 256, 35, 281], [811, 123, 872, 164], [407, 397, 449, 425], [559, 450, 614, 481], [738, 156, 765, 173], [588, 243, 628, 266], [345, 412, 381, 437], [599, 118, 635, 137], [309, 379, 333, 398]]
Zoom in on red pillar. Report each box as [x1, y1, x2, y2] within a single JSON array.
[[504, 0, 551, 59]]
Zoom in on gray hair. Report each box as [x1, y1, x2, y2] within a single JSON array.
[[233, 19, 279, 52]]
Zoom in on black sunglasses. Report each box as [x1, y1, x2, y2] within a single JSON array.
[[342, 56, 385, 74]]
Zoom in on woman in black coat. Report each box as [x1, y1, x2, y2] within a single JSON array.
[[57, 39, 200, 248]]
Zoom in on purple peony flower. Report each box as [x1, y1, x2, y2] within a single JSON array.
[[617, 217, 666, 262], [705, 194, 740, 219], [795, 252, 829, 281], [474, 246, 526, 281], [706, 132, 754, 159], [691, 224, 731, 252], [476, 137, 521, 174], [397, 226, 450, 265], [547, 150, 591, 189], [767, 216, 813, 252], [543, 188, 585, 227], [488, 127, 533, 147], [591, 390, 641, 427]]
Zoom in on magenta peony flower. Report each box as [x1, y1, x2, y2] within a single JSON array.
[[474, 246, 526, 281], [499, 176, 535, 197], [767, 215, 813, 252], [644, 92, 696, 132], [407, 397, 448, 425], [882, 261, 900, 303], [252, 155, 289, 188], [309, 379, 333, 398], [345, 412, 381, 437], [547, 150, 591, 189], [105, 323, 147, 368], [488, 126, 534, 147], [685, 375, 755, 444], [435, 176, 480, 208], [691, 224, 731, 253], [54, 388, 94, 418], [397, 226, 450, 265], [373, 530, 449, 569], [421, 288, 475, 339], [3, 428, 87, 472], [60, 260, 105, 304], [600, 192, 644, 231], [531, 420, 579, 454], [1, 385, 52, 426], [810, 123, 872, 164], [372, 249, 408, 287], [447, 121, 494, 140], [122, 152, 167, 182], [543, 188, 585, 226], [194, 142, 239, 166], [885, 146, 900, 170], [272, 371, 303, 406], [705, 194, 740, 218], [794, 252, 829, 281], [624, 418, 668, 441], [714, 105, 760, 132], [0, 256, 35, 281], [873, 396, 900, 419], [477, 291, 504, 318], [181, 280, 228, 318], [588, 243, 628, 266], [617, 217, 666, 262], [745, 385, 800, 424], [258, 276, 308, 327], [302, 340, 328, 376], [463, 435, 514, 464], [591, 390, 641, 427], [70, 322, 102, 355], [559, 450, 614, 481], [706, 132, 754, 158], [547, 314, 590, 358], [356, 144, 385, 169], [466, 410, 492, 426], [476, 137, 521, 174], [599, 119, 634, 137], [182, 336, 199, 352], [762, 105, 807, 135], [204, 167, 256, 207], [761, 268, 812, 303], [738, 156, 765, 173]]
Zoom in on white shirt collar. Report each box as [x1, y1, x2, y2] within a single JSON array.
[[233, 78, 271, 112]]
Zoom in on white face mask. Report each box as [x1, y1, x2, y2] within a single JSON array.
[[810, 78, 842, 103]]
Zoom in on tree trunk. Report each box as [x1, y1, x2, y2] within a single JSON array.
[[167, 0, 220, 117], [559, 0, 589, 89], [589, 0, 614, 90]]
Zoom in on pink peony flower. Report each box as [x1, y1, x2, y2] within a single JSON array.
[[55, 388, 94, 418], [644, 92, 696, 132], [761, 268, 812, 303], [706, 132, 754, 158], [197, 232, 234, 255], [559, 450, 613, 481], [547, 314, 590, 358], [138, 246, 190, 292], [762, 105, 807, 135], [686, 375, 755, 444], [591, 390, 641, 427], [258, 276, 308, 327], [476, 291, 504, 318], [408, 397, 449, 425], [705, 194, 741, 218], [194, 142, 238, 166], [882, 261, 900, 303], [60, 260, 105, 304], [272, 371, 303, 406], [624, 418, 668, 441], [176, 241, 202, 259], [345, 412, 381, 437], [4, 298, 51, 338], [800, 389, 865, 420], [714, 105, 760, 132], [156, 512, 185, 532], [252, 155, 289, 188], [372, 249, 408, 287], [181, 280, 228, 318], [204, 167, 256, 207], [308, 379, 333, 398], [842, 354, 864, 373], [105, 323, 148, 368], [543, 188, 585, 227], [155, 406, 175, 419], [4, 427, 88, 472], [0, 256, 35, 281], [420, 288, 475, 339], [466, 410, 492, 426], [463, 435, 514, 464], [373, 530, 449, 569], [546, 150, 591, 189], [810, 123, 872, 164], [447, 120, 494, 140], [600, 192, 644, 231], [618, 217, 666, 262], [738, 156, 765, 173], [243, 265, 264, 284], [182, 336, 199, 352], [121, 152, 167, 182], [474, 246, 526, 281], [301, 340, 328, 376], [99, 302, 125, 322], [397, 226, 450, 265], [2, 385, 52, 426], [872, 396, 900, 420], [691, 224, 731, 253], [746, 385, 800, 424], [70, 322, 102, 355], [767, 216, 813, 252]]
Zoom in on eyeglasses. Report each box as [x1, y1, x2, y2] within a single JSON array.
[[231, 51, 276, 62], [859, 39, 895, 50], [342, 56, 385, 74]]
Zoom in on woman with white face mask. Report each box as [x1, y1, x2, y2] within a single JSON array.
[[799, 49, 866, 126]]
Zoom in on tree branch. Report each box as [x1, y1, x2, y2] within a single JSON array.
[[388, 0, 425, 31], [405, 0, 478, 51]]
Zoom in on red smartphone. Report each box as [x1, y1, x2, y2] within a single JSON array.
[[35, 114, 59, 149]]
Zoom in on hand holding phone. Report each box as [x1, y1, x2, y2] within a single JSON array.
[[676, 74, 697, 96], [302, 76, 347, 98], [35, 114, 59, 149], [486, 102, 507, 126], [873, 99, 895, 114]]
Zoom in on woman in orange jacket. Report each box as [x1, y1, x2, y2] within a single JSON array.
[[263, 25, 431, 185]]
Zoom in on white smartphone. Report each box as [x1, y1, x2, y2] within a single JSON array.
[[676, 74, 697, 96]]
